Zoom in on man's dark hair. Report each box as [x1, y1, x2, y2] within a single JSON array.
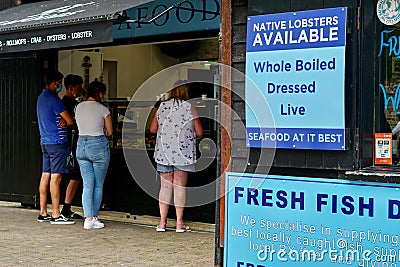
[[64, 74, 83, 89], [45, 70, 63, 86]]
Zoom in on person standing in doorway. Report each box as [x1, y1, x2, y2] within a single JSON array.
[[75, 81, 112, 229], [61, 74, 84, 219], [36, 70, 75, 225], [150, 80, 203, 232]]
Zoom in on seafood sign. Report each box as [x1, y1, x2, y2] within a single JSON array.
[[245, 7, 347, 150], [0, 22, 112, 53]]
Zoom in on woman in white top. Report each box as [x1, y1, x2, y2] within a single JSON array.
[[75, 81, 112, 229], [150, 80, 203, 232]]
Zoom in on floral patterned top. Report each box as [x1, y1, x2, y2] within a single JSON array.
[[154, 99, 196, 166]]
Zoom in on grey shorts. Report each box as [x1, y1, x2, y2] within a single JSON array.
[[156, 163, 195, 173]]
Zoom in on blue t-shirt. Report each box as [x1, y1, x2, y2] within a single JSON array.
[[36, 89, 68, 144]]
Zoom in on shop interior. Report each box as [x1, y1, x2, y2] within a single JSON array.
[[57, 38, 220, 222]]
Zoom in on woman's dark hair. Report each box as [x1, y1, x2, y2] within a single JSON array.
[[87, 80, 106, 101]]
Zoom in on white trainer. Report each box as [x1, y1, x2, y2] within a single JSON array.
[[84, 217, 105, 229], [84, 218, 95, 229], [93, 217, 104, 228]]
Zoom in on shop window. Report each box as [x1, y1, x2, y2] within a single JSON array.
[[377, 25, 400, 164]]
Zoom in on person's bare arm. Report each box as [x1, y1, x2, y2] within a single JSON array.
[[149, 110, 158, 133], [104, 114, 113, 136], [191, 106, 203, 137], [59, 110, 74, 126]]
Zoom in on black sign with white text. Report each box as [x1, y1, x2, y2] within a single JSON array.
[[0, 21, 113, 54]]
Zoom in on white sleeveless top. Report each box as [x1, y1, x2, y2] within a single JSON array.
[[154, 99, 196, 166]]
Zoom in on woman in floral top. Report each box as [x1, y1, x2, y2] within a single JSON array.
[[150, 80, 203, 232]]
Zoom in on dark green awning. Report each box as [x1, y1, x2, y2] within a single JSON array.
[[0, 0, 152, 53]]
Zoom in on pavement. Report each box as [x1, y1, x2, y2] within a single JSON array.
[[0, 202, 216, 266]]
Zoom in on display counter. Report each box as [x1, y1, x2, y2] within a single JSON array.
[[105, 98, 218, 149], [103, 100, 155, 149], [101, 98, 218, 223]]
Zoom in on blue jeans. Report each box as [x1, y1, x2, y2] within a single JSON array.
[[76, 135, 110, 218]]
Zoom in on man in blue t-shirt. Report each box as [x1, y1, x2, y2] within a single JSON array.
[[36, 70, 75, 225]]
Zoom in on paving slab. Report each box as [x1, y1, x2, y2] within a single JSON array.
[[0, 203, 215, 266]]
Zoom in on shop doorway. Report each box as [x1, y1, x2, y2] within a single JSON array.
[[103, 60, 118, 98], [188, 68, 215, 99]]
